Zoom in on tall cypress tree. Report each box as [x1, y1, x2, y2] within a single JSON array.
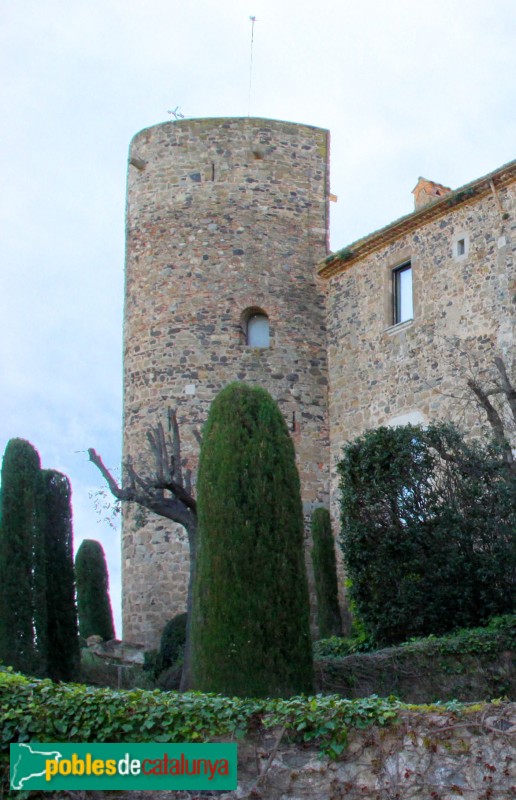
[[0, 438, 40, 673], [75, 539, 115, 642], [311, 508, 342, 639], [35, 470, 80, 681], [192, 383, 313, 698]]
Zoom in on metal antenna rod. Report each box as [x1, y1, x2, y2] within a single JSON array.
[[248, 16, 256, 117]]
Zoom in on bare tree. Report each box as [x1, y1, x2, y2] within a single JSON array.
[[88, 409, 198, 690], [426, 336, 516, 470], [467, 356, 516, 473]]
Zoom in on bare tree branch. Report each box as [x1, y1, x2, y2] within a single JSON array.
[[87, 448, 130, 501], [125, 460, 156, 495], [154, 481, 197, 513], [184, 467, 193, 498], [146, 428, 165, 492], [169, 408, 183, 486], [88, 447, 197, 529], [425, 438, 479, 477], [494, 356, 516, 427], [467, 378, 514, 469]]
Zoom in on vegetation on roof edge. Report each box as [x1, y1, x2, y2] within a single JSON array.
[[325, 169, 506, 265]]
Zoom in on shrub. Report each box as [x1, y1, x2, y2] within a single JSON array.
[[314, 615, 516, 659], [0, 439, 41, 673], [144, 614, 188, 685], [79, 650, 154, 690], [75, 540, 115, 641], [192, 383, 313, 697], [0, 667, 399, 766], [160, 612, 187, 670], [34, 470, 80, 681], [338, 423, 516, 646], [311, 508, 342, 639], [156, 663, 183, 691]]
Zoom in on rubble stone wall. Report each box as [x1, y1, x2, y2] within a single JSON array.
[[230, 703, 515, 800]]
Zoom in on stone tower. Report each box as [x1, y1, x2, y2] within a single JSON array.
[[123, 117, 330, 647]]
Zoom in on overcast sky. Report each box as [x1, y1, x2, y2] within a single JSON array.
[[1, 0, 515, 638]]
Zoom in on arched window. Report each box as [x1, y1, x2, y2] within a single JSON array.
[[387, 410, 426, 430], [246, 313, 270, 348]]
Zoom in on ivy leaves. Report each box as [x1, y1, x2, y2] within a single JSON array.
[[0, 669, 399, 762]]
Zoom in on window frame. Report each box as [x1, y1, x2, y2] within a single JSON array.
[[392, 261, 413, 326]]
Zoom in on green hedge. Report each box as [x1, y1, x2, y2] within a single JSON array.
[[314, 616, 516, 702], [0, 669, 399, 763], [315, 615, 516, 659]]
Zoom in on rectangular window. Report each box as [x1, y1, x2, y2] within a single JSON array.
[[453, 233, 469, 259], [393, 262, 413, 324]]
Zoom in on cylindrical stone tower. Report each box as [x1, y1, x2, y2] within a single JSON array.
[[123, 117, 330, 647]]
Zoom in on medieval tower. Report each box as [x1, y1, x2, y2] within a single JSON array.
[[123, 117, 331, 647]]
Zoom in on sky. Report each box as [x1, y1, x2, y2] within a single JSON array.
[[1, 0, 515, 638]]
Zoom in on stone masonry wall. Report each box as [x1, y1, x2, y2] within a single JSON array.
[[227, 703, 516, 799], [123, 118, 330, 647], [325, 181, 515, 523], [36, 704, 516, 799]]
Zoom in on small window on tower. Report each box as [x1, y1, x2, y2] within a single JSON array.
[[246, 313, 270, 347]]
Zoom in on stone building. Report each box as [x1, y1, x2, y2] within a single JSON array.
[[122, 115, 515, 647], [319, 159, 516, 515]]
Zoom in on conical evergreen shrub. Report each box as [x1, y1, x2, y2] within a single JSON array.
[[0, 438, 40, 672], [311, 508, 342, 639], [75, 539, 115, 642], [192, 383, 313, 697], [35, 470, 80, 681]]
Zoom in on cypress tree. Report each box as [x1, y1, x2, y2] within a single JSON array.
[[0, 438, 40, 673], [75, 539, 115, 642], [311, 508, 342, 639], [35, 470, 80, 681], [192, 383, 313, 698]]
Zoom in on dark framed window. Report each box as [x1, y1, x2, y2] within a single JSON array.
[[393, 262, 413, 325]]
